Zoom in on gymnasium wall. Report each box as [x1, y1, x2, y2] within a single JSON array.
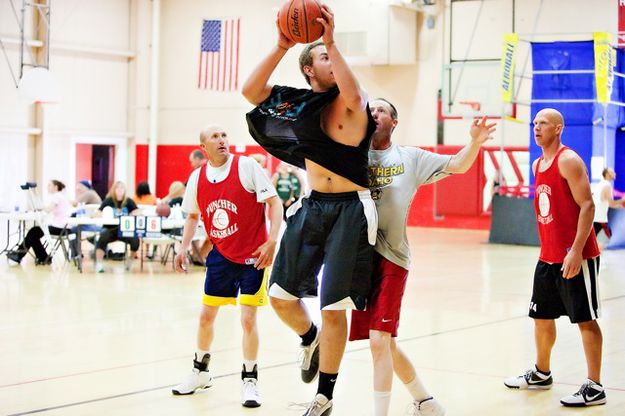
[[0, 0, 618, 224]]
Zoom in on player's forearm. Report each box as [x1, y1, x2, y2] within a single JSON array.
[[446, 141, 481, 174], [571, 201, 594, 253], [242, 46, 287, 104], [325, 43, 366, 111], [180, 215, 199, 251], [266, 197, 283, 242]]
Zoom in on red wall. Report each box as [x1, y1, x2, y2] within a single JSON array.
[[76, 144, 93, 182], [135, 144, 271, 198], [136, 144, 525, 230]]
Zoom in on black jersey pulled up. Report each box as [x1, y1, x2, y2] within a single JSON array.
[[246, 85, 376, 188]]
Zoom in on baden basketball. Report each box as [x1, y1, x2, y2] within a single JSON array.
[[278, 0, 324, 44], [155, 202, 171, 218]]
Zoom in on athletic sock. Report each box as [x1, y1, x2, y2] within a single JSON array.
[[243, 360, 258, 377], [535, 365, 551, 376], [196, 349, 210, 361], [373, 390, 391, 416], [317, 371, 338, 400], [404, 376, 430, 402], [300, 323, 317, 346]]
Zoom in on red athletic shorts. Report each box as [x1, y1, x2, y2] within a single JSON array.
[[349, 252, 408, 340]]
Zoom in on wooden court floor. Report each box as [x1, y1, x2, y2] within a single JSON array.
[[1, 228, 624, 416]]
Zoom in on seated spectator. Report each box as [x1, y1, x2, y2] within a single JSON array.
[[8, 180, 72, 265], [73, 179, 102, 206], [163, 181, 186, 207], [94, 181, 140, 273], [134, 181, 157, 205]]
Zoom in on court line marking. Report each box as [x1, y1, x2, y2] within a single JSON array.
[[7, 294, 625, 416]]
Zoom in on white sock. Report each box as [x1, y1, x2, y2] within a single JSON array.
[[195, 349, 210, 362], [243, 360, 257, 373], [373, 390, 391, 416], [404, 376, 430, 402]]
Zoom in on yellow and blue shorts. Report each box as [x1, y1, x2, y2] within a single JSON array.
[[202, 247, 268, 307]]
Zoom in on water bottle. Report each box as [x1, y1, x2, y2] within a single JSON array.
[[77, 203, 86, 218]]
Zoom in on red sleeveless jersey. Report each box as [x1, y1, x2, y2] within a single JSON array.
[[196, 155, 267, 264], [534, 147, 599, 263]]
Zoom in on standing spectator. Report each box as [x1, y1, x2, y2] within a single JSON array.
[[271, 162, 303, 219], [592, 167, 623, 246], [190, 149, 206, 169]]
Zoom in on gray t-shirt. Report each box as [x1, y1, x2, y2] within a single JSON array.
[[369, 143, 451, 269]]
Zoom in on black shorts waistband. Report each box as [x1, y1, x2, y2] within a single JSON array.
[[309, 190, 363, 201]]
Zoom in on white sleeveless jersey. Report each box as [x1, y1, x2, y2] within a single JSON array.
[[592, 179, 611, 223]]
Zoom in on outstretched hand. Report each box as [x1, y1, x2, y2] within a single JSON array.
[[470, 116, 497, 145], [275, 13, 296, 50], [317, 4, 335, 45]]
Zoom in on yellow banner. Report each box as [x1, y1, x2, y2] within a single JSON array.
[[500, 33, 518, 103], [594, 32, 615, 104]]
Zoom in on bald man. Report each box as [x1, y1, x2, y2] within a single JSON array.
[[172, 125, 283, 408], [504, 109, 605, 407], [189, 149, 206, 169]]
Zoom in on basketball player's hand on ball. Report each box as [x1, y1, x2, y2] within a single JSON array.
[[252, 239, 277, 269], [175, 252, 188, 273], [317, 4, 335, 45], [561, 248, 582, 279], [470, 116, 497, 145], [275, 14, 295, 50]]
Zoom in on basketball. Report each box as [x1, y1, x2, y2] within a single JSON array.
[[278, 0, 324, 44], [155, 202, 171, 218]]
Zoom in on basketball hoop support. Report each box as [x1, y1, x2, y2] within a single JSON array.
[[0, 0, 51, 88]]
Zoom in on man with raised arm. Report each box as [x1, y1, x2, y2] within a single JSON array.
[[350, 98, 496, 416], [242, 5, 377, 415]]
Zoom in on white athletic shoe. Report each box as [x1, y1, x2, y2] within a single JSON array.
[[560, 379, 607, 407], [406, 397, 445, 416], [504, 366, 553, 390], [171, 353, 213, 395], [241, 377, 261, 408], [303, 393, 332, 416], [298, 325, 321, 383], [95, 262, 105, 273]]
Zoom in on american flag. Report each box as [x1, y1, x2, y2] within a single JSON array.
[[198, 18, 240, 91]]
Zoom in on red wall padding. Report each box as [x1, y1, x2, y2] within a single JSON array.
[[434, 146, 485, 216], [136, 144, 521, 230], [135, 144, 271, 198]]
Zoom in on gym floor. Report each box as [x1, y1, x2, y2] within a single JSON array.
[[1, 227, 624, 415]]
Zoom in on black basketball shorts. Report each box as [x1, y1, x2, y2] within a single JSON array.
[[268, 190, 377, 310], [529, 257, 601, 323]]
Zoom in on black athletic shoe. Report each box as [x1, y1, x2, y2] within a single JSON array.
[[299, 328, 321, 383], [504, 366, 553, 390]]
